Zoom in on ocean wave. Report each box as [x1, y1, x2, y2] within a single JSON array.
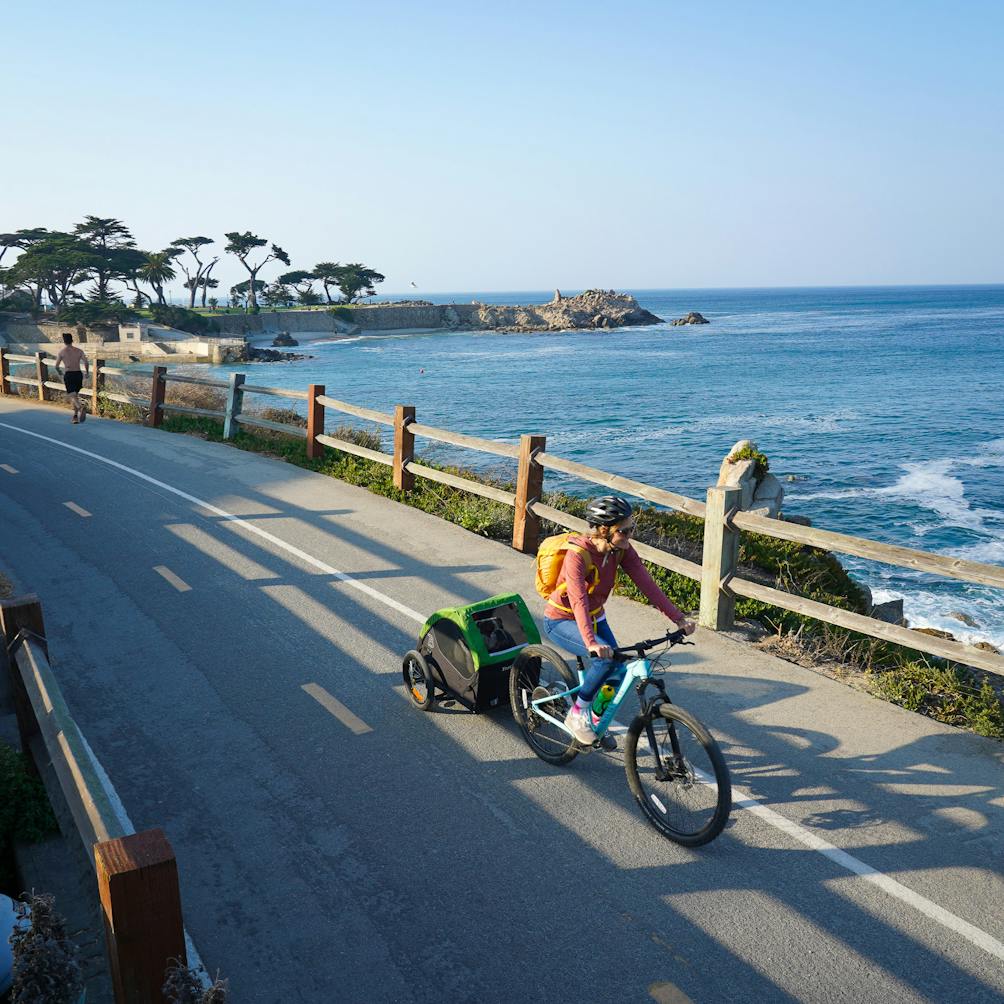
[[790, 454, 1002, 535], [869, 587, 1004, 649]]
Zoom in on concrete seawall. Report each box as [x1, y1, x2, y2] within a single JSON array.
[[210, 303, 479, 335]]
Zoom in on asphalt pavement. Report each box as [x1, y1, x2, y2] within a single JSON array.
[[1, 396, 1002, 1004]]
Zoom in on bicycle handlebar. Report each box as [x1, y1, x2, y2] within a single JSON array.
[[612, 628, 692, 659]]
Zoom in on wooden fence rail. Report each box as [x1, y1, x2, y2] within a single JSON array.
[[3, 351, 1003, 678], [0, 596, 189, 1003]]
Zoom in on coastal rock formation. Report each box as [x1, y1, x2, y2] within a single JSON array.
[[948, 610, 979, 628], [671, 311, 710, 326], [870, 598, 906, 626], [717, 440, 784, 517], [272, 332, 299, 347], [232, 344, 314, 363], [469, 290, 662, 333]]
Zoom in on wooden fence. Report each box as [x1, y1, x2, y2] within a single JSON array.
[[0, 595, 189, 1003], [2, 347, 1003, 678]]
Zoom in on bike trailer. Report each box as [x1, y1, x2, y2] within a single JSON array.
[[405, 593, 540, 713]]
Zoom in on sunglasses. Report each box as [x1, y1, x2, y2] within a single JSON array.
[[614, 524, 636, 536]]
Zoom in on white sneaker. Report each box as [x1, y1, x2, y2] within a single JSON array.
[[563, 705, 596, 745]]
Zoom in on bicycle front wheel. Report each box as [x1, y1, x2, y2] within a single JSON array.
[[509, 644, 579, 765], [625, 703, 731, 846]]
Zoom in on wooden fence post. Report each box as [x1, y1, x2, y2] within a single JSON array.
[[92, 357, 105, 416], [148, 366, 166, 428], [699, 485, 742, 631], [95, 828, 187, 1004], [34, 352, 49, 402], [223, 372, 246, 440], [306, 383, 325, 459], [0, 595, 47, 755], [513, 434, 546, 554], [394, 405, 416, 491], [0, 348, 10, 395]]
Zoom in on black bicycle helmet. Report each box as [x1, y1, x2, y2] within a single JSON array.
[[584, 495, 633, 527]]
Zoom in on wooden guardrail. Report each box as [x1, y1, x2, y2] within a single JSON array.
[[3, 349, 1002, 678], [0, 596, 189, 1003]]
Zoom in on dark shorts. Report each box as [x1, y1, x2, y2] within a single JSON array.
[[64, 371, 84, 394]]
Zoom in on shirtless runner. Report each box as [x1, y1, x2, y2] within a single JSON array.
[[54, 333, 90, 424]]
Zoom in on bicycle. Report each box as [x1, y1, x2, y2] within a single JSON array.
[[509, 629, 732, 846]]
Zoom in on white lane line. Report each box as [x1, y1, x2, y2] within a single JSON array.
[[2, 419, 1001, 965], [63, 501, 92, 518], [154, 565, 192, 592], [0, 422, 426, 625], [731, 789, 1004, 961], [302, 683, 373, 735], [76, 732, 212, 988], [1, 464, 18, 474]]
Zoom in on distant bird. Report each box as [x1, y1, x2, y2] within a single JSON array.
[[410, 281, 417, 288]]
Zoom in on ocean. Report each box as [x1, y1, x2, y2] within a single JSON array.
[[193, 285, 1004, 648]]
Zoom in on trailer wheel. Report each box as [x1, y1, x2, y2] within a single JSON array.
[[402, 650, 434, 710]]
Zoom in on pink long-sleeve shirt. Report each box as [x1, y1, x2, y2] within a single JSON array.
[[545, 534, 685, 648]]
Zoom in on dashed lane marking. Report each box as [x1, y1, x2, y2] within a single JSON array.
[[153, 565, 191, 592], [302, 683, 373, 735], [2, 420, 1002, 966], [63, 501, 91, 517]]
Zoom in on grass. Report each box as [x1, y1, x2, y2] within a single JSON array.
[[0, 743, 59, 895]]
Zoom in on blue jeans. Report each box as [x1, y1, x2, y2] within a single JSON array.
[[542, 616, 621, 704]]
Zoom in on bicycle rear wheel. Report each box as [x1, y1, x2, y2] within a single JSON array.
[[509, 644, 579, 765], [624, 703, 731, 846]]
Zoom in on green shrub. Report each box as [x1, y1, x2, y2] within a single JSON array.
[[57, 298, 135, 325], [727, 444, 770, 477], [867, 662, 1004, 738], [149, 304, 220, 335], [0, 743, 58, 893]]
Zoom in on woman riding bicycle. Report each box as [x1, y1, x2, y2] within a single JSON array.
[[542, 496, 696, 745]]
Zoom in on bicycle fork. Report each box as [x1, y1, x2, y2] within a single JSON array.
[[637, 678, 685, 784]]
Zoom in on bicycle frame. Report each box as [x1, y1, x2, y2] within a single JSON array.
[[530, 654, 665, 738]]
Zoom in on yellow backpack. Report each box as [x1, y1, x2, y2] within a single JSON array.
[[534, 532, 598, 600]]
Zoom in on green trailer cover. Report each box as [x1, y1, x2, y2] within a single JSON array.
[[419, 593, 540, 671]]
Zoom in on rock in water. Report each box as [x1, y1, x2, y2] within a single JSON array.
[[671, 311, 710, 326], [947, 610, 979, 628], [469, 290, 662, 332], [272, 331, 298, 347]]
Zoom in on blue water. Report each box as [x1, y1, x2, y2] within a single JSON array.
[[197, 286, 1004, 645]]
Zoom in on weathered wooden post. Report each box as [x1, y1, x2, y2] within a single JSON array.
[[148, 366, 167, 428], [94, 828, 187, 1004], [513, 434, 546, 554], [306, 383, 325, 459], [0, 348, 10, 395], [223, 372, 246, 440], [699, 485, 742, 630], [394, 405, 416, 491], [0, 595, 47, 755], [34, 352, 49, 402], [92, 357, 106, 416]]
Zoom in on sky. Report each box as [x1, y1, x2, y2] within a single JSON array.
[[2, 0, 1003, 295]]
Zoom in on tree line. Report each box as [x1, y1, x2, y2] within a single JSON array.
[[0, 216, 386, 322]]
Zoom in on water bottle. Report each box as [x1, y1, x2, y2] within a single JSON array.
[[591, 682, 616, 722]]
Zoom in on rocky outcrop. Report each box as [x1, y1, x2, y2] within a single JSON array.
[[671, 311, 710, 326], [272, 332, 299, 347], [469, 290, 662, 333], [948, 610, 979, 628], [870, 598, 906, 626], [717, 440, 784, 517], [231, 345, 314, 363]]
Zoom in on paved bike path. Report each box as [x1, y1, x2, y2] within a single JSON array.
[[1, 397, 1002, 1003]]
